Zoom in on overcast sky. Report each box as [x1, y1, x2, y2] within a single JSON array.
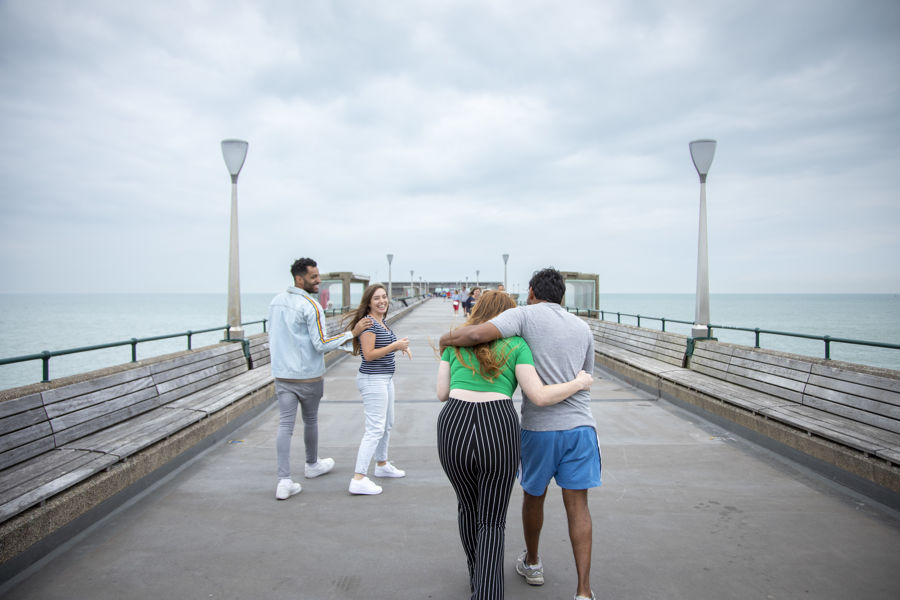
[[1, 0, 898, 296]]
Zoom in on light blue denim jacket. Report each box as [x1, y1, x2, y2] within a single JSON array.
[[268, 287, 353, 380]]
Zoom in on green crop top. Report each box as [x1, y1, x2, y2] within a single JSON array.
[[441, 336, 534, 398]]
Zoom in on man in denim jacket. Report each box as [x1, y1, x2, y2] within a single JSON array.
[[268, 257, 367, 500]]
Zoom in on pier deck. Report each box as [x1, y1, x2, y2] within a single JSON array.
[[3, 300, 899, 599]]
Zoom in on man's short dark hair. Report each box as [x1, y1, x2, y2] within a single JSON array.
[[290, 257, 317, 277], [529, 267, 566, 304]]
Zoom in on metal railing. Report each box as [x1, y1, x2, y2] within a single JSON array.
[[0, 319, 268, 383], [565, 307, 900, 362]]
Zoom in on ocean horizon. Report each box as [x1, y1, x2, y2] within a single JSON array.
[[1, 292, 898, 390]]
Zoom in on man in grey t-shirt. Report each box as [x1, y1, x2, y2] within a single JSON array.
[[439, 267, 600, 600]]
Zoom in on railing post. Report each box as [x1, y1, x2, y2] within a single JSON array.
[[825, 336, 831, 360], [661, 318, 666, 332], [617, 312, 621, 324], [187, 330, 193, 350], [131, 338, 138, 362], [262, 318, 267, 333], [637, 314, 641, 327], [42, 351, 50, 382], [754, 328, 761, 348]]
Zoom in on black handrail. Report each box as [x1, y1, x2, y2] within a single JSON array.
[[0, 319, 268, 383], [565, 307, 900, 362]]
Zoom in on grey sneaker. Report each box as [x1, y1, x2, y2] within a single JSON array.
[[574, 593, 595, 600], [515, 550, 544, 585]]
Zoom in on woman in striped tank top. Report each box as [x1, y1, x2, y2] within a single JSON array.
[[347, 284, 411, 495], [436, 291, 592, 599]]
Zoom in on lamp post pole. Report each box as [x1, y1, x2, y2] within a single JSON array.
[[502, 254, 509, 291], [221, 139, 249, 340], [476, 269, 480, 287], [689, 139, 717, 339], [410, 270, 414, 297], [387, 253, 393, 299]]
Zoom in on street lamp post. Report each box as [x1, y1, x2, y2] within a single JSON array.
[[476, 269, 480, 287], [386, 253, 394, 299], [689, 139, 717, 339], [221, 139, 249, 340], [410, 269, 414, 297], [502, 254, 509, 290]]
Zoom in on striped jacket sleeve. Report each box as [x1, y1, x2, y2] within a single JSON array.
[[301, 294, 352, 353]]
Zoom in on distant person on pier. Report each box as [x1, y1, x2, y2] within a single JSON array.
[[436, 290, 592, 599], [346, 284, 411, 495], [268, 257, 369, 501], [452, 289, 462, 316], [440, 267, 599, 600], [464, 287, 482, 316]]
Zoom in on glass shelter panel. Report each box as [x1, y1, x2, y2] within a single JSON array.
[[564, 280, 596, 311], [318, 280, 342, 311]]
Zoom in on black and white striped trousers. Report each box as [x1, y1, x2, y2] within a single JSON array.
[[437, 398, 521, 600]]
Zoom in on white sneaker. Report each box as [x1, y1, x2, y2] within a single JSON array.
[[349, 476, 383, 495], [374, 462, 406, 478], [275, 478, 301, 500], [574, 593, 595, 600], [304, 457, 335, 478]]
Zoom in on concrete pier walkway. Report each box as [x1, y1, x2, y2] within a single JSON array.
[[4, 300, 900, 599]]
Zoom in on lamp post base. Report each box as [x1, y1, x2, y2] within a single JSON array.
[[227, 326, 245, 340], [691, 324, 709, 339]]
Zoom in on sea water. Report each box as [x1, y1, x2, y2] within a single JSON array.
[[0, 293, 898, 390]]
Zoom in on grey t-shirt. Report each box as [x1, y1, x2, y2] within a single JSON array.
[[490, 302, 595, 431]]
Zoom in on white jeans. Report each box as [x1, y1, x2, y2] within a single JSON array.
[[355, 373, 395, 475]]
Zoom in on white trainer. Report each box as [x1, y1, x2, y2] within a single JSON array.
[[275, 478, 302, 500], [304, 457, 335, 478], [349, 476, 383, 495], [374, 462, 406, 478]]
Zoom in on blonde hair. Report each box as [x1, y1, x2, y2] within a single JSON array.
[[453, 290, 516, 381]]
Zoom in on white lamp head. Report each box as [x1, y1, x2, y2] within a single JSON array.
[[387, 253, 393, 264], [221, 139, 249, 181], [689, 139, 717, 182]]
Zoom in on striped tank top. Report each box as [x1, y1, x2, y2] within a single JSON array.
[[359, 319, 397, 374]]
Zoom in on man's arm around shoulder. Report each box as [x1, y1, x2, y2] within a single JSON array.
[[439, 322, 501, 352]]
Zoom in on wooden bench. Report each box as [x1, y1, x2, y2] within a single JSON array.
[[588, 320, 689, 393], [0, 297, 427, 573], [0, 338, 274, 565], [585, 318, 900, 500]]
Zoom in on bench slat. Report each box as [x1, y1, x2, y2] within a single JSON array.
[[762, 404, 900, 455], [42, 376, 157, 419], [41, 367, 153, 404], [63, 408, 205, 457], [51, 392, 166, 446], [802, 391, 900, 434], [0, 449, 118, 522], [810, 363, 900, 394]]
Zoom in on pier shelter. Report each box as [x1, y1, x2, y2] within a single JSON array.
[[561, 271, 600, 312], [318, 271, 369, 312]]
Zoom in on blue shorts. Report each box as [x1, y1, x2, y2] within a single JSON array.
[[519, 426, 602, 496]]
